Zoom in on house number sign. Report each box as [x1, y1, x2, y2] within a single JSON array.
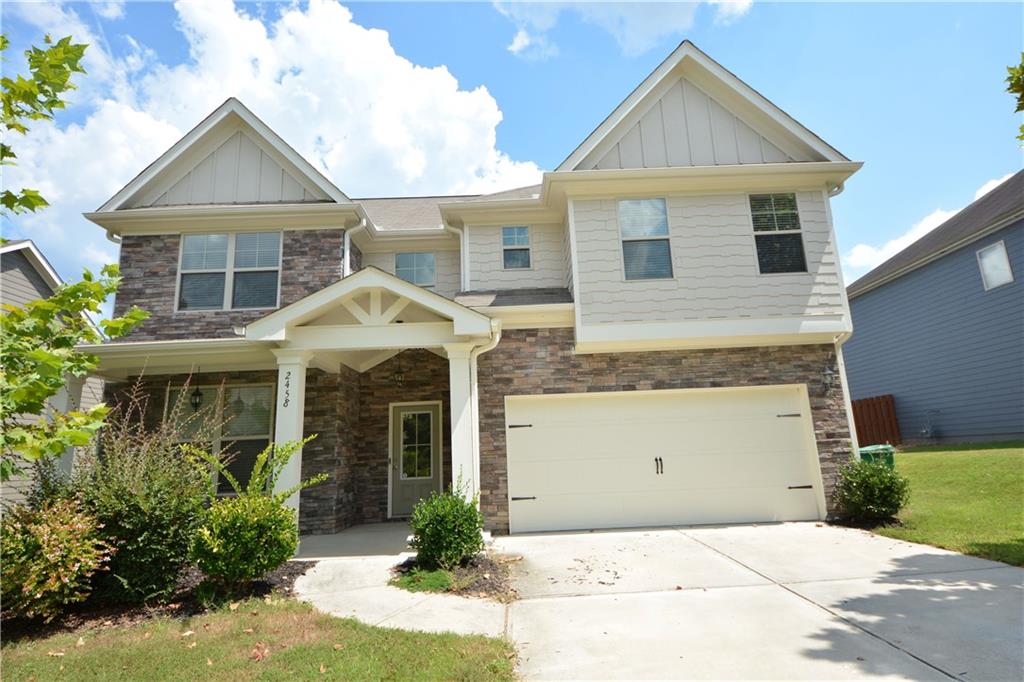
[[282, 370, 292, 408]]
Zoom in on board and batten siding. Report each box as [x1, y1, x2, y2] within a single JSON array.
[[580, 76, 805, 171], [843, 220, 1023, 443], [138, 130, 328, 207], [466, 223, 568, 291], [572, 191, 844, 325], [361, 249, 461, 299]]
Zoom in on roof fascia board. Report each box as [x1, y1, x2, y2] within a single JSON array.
[[85, 202, 365, 235], [97, 98, 349, 212], [848, 207, 1024, 299]]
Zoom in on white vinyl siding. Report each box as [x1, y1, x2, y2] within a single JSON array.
[[572, 191, 844, 325], [178, 232, 281, 311], [977, 241, 1014, 290], [619, 199, 673, 280]]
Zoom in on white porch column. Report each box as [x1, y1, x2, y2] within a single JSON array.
[[271, 349, 314, 515], [443, 343, 478, 501]]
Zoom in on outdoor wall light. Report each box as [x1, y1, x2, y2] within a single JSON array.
[[189, 386, 204, 412]]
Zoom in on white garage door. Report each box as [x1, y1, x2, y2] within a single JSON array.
[[505, 385, 825, 534]]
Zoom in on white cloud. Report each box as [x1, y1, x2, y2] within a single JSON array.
[[973, 172, 1013, 200], [495, 1, 750, 59], [707, 0, 753, 25], [91, 2, 125, 20], [843, 174, 1015, 281], [3, 0, 543, 296]]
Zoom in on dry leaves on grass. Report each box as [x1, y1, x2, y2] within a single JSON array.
[[251, 641, 271, 662]]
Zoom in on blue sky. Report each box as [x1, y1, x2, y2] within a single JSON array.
[[2, 0, 1022, 293]]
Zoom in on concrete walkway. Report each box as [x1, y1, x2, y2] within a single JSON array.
[[293, 522, 1024, 680]]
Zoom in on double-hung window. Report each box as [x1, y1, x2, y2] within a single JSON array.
[[178, 232, 281, 310], [168, 384, 275, 495], [619, 198, 673, 280], [977, 241, 1014, 290], [749, 194, 807, 274], [395, 252, 436, 289], [502, 226, 531, 269]]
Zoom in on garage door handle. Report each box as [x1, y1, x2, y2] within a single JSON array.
[[777, 413, 801, 418], [788, 485, 813, 490], [511, 496, 536, 501], [655, 457, 663, 475], [508, 424, 533, 429]]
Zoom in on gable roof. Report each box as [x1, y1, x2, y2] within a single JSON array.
[[97, 98, 349, 212], [557, 40, 848, 172], [0, 239, 63, 291], [848, 170, 1024, 299]]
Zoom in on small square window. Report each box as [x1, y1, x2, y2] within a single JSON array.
[[395, 252, 436, 288], [977, 241, 1014, 290], [502, 226, 531, 269]]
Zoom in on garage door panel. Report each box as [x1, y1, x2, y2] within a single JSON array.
[[506, 386, 824, 534]]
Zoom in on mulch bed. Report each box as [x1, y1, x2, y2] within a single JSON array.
[[393, 552, 519, 603], [1, 560, 318, 644]]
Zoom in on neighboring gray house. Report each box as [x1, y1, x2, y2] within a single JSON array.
[[0, 240, 104, 505], [843, 171, 1023, 444]]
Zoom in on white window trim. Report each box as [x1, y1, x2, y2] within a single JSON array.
[[175, 231, 283, 313], [165, 382, 276, 496], [617, 198, 674, 282], [501, 226, 533, 271], [748, 193, 809, 276], [397, 409, 436, 481], [976, 240, 1015, 291], [394, 252, 437, 289]]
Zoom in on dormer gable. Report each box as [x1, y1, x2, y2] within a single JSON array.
[[559, 40, 847, 172], [97, 98, 349, 212]]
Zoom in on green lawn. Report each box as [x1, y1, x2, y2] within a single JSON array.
[[874, 442, 1024, 566], [1, 598, 515, 681]]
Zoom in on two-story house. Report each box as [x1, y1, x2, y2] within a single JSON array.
[[85, 41, 862, 535]]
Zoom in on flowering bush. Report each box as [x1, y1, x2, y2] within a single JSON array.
[[0, 499, 112, 621]]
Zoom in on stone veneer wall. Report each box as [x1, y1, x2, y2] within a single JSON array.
[[113, 229, 344, 342], [475, 328, 853, 534], [353, 350, 452, 523]]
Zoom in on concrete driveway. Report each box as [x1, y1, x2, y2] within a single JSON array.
[[493, 523, 1023, 680]]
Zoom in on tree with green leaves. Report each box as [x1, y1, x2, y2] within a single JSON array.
[[0, 34, 149, 481], [1, 33, 87, 215], [1007, 52, 1024, 142]]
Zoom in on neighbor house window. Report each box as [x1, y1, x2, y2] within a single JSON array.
[[168, 384, 275, 495], [977, 241, 1014, 290], [395, 252, 436, 288], [178, 232, 281, 310], [749, 193, 807, 274], [502, 226, 531, 269], [618, 198, 673, 280]]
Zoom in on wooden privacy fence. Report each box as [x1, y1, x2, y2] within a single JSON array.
[[852, 394, 902, 446]]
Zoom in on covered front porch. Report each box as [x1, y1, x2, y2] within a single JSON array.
[[89, 267, 500, 535]]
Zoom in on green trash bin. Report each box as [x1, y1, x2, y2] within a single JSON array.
[[859, 444, 896, 468]]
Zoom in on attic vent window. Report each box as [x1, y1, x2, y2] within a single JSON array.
[[749, 193, 807, 274]]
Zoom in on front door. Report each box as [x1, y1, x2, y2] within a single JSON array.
[[390, 402, 442, 517]]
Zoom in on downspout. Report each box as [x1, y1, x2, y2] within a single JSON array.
[[344, 218, 367, 277], [106, 231, 121, 244], [468, 318, 502, 506], [444, 223, 468, 292], [828, 182, 846, 198], [834, 331, 861, 459]]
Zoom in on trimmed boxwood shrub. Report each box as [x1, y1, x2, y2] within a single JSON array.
[[1, 499, 112, 621], [190, 495, 298, 591], [835, 458, 910, 523], [409, 490, 484, 569]]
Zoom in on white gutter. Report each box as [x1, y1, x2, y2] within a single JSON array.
[[468, 318, 502, 502], [344, 218, 367, 276], [444, 223, 469, 291]]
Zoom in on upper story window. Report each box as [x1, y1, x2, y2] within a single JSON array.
[[749, 194, 807, 274], [502, 226, 531, 269], [178, 232, 281, 311], [618, 198, 673, 280], [977, 240, 1014, 290], [395, 252, 436, 289]]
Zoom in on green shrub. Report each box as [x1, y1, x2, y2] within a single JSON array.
[[190, 495, 298, 591], [409, 489, 484, 570], [836, 458, 911, 523], [73, 382, 217, 604], [1, 499, 112, 621]]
